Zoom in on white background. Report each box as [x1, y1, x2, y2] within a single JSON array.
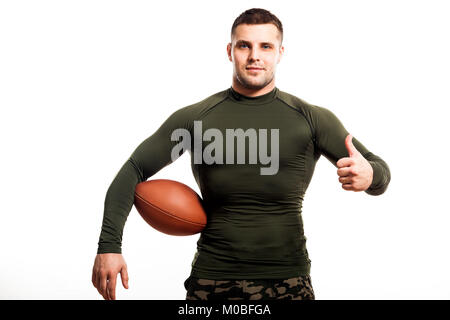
[[1, 0, 449, 300]]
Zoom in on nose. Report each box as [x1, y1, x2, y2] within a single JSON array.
[[249, 47, 260, 61]]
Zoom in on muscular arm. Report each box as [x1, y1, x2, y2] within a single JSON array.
[[309, 105, 391, 196], [97, 107, 191, 254]]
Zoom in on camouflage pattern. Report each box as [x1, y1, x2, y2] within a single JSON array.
[[184, 275, 315, 300]]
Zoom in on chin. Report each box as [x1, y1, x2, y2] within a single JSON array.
[[246, 79, 270, 89], [241, 81, 264, 90], [239, 76, 261, 86]]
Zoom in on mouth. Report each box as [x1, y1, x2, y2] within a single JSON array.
[[246, 66, 264, 72]]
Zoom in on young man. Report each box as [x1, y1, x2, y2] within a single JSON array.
[[92, 8, 391, 300]]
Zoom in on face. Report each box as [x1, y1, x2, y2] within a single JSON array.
[[227, 23, 284, 91]]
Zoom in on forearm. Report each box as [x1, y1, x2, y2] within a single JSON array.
[[96, 117, 184, 253], [364, 152, 391, 196], [97, 157, 144, 254]]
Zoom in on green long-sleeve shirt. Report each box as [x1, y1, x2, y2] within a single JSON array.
[[97, 86, 391, 279]]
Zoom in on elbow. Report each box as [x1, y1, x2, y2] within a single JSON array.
[[365, 165, 391, 196], [365, 185, 389, 196]]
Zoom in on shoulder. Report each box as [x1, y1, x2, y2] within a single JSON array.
[[277, 88, 331, 117], [172, 88, 229, 120], [277, 88, 312, 110], [277, 88, 340, 123], [158, 88, 229, 131]]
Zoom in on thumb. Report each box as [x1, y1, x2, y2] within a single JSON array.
[[345, 134, 358, 157], [120, 266, 129, 289]]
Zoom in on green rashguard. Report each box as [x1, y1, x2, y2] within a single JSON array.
[[97, 86, 391, 279]]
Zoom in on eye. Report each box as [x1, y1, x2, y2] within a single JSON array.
[[239, 44, 248, 48], [263, 45, 271, 49]]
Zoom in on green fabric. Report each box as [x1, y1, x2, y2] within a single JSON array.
[[97, 86, 391, 279]]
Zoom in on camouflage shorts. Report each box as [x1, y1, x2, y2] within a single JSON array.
[[184, 274, 315, 300]]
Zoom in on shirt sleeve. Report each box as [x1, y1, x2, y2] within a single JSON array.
[[97, 107, 192, 254], [308, 104, 391, 196]]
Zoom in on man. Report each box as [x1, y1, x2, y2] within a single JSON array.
[[92, 8, 391, 300]]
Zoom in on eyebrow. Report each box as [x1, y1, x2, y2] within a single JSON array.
[[235, 40, 274, 47]]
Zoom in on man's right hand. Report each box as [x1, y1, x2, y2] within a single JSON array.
[[92, 253, 129, 300]]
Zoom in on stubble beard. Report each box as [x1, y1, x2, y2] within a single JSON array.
[[235, 68, 275, 91]]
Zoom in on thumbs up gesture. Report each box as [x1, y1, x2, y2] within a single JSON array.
[[336, 134, 373, 192]]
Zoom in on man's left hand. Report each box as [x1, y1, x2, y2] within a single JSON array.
[[336, 134, 373, 192]]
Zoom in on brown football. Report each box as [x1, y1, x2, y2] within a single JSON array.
[[134, 179, 207, 236]]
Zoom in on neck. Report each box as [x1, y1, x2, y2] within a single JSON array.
[[231, 77, 276, 97]]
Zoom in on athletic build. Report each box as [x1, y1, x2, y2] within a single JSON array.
[[92, 8, 391, 300]]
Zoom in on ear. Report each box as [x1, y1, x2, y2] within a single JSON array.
[[277, 45, 284, 64], [227, 43, 232, 62]]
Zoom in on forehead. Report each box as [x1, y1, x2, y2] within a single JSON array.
[[232, 23, 280, 43]]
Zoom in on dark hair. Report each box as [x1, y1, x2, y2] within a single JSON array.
[[231, 8, 283, 45]]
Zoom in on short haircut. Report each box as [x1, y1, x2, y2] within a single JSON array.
[[231, 8, 284, 45]]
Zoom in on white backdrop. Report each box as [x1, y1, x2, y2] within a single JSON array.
[[1, 0, 449, 300]]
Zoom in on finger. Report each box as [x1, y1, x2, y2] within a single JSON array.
[[95, 271, 103, 295], [342, 183, 354, 191], [92, 268, 97, 288], [337, 167, 352, 177], [107, 273, 117, 300], [336, 157, 353, 168], [99, 272, 108, 300], [345, 134, 356, 157], [121, 266, 129, 289], [339, 176, 353, 184]]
